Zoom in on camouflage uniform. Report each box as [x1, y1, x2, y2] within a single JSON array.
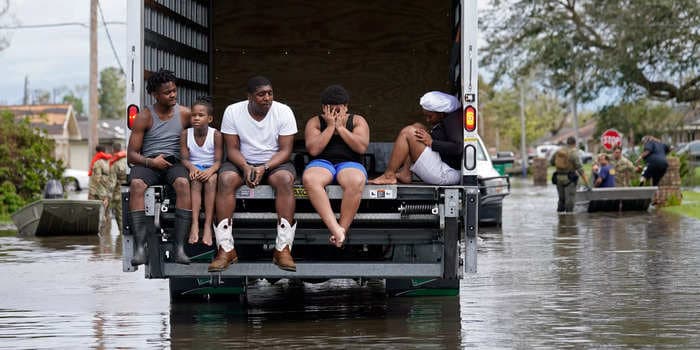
[[109, 155, 128, 234], [552, 146, 583, 212], [89, 158, 112, 229], [611, 155, 635, 187], [88, 158, 112, 201]]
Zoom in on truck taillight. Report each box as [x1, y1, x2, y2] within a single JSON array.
[[127, 104, 139, 130], [464, 106, 476, 132]]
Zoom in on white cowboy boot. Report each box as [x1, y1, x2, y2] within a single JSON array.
[[273, 218, 296, 271], [208, 218, 237, 272]]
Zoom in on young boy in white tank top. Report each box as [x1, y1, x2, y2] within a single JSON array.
[[180, 97, 223, 246]]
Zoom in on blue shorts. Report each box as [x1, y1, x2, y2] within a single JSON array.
[[194, 164, 211, 171], [305, 159, 367, 182]]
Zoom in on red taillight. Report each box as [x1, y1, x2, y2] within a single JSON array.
[[127, 104, 139, 130], [464, 106, 476, 131]]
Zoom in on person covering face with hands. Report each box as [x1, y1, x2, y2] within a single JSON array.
[[303, 85, 370, 248]]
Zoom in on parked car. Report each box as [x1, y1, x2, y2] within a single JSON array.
[[475, 136, 511, 225], [62, 168, 89, 192], [677, 140, 700, 167], [579, 150, 593, 164]]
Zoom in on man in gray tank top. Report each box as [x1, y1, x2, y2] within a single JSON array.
[[126, 69, 192, 266]]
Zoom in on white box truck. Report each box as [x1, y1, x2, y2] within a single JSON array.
[[123, 0, 490, 301]]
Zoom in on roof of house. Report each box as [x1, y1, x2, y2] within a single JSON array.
[[1, 104, 80, 138]]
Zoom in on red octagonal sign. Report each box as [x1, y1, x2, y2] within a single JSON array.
[[601, 129, 622, 151]]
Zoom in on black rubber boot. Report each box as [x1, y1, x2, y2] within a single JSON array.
[[130, 210, 150, 266], [173, 209, 192, 264]]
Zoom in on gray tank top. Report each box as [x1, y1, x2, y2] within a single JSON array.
[[141, 104, 183, 158]]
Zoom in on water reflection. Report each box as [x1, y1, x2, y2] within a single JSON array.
[[1, 178, 699, 348], [169, 283, 460, 349]]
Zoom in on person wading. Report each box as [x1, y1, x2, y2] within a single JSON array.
[[551, 136, 590, 213]]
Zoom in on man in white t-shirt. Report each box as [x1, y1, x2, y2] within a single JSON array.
[[209, 76, 299, 273]]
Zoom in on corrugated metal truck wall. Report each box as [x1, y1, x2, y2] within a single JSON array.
[[144, 0, 210, 107]]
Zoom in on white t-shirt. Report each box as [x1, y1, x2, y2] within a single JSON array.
[[220, 100, 297, 164]]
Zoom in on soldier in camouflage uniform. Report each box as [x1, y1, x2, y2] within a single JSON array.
[[88, 145, 113, 226], [109, 143, 128, 234], [610, 146, 635, 186], [550, 137, 590, 213]]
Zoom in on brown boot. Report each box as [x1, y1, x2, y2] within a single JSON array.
[[208, 247, 238, 272], [272, 246, 296, 272]]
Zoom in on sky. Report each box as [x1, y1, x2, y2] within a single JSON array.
[[0, 0, 126, 105]]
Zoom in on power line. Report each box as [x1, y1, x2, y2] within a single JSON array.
[[97, 0, 124, 75], [0, 21, 125, 29]]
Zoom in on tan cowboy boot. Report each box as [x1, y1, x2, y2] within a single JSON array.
[[273, 246, 295, 272], [272, 218, 296, 271], [208, 219, 238, 272], [208, 247, 238, 272]]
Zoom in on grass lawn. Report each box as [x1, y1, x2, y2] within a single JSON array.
[[662, 191, 700, 220]]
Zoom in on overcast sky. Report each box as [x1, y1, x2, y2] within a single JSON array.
[[1, 0, 126, 105]]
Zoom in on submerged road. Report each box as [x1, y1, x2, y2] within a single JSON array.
[[0, 178, 699, 348]]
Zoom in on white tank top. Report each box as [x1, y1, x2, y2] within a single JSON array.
[[187, 127, 215, 167]]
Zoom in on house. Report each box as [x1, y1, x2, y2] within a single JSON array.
[[672, 106, 700, 143], [535, 119, 599, 152], [1, 104, 128, 171], [1, 104, 81, 166]]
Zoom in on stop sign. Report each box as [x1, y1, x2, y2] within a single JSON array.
[[600, 129, 622, 151]]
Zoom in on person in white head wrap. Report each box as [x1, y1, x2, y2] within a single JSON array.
[[419, 91, 461, 114], [369, 91, 463, 185]]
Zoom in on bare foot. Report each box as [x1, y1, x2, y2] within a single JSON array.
[[201, 225, 213, 246], [188, 225, 199, 244], [328, 226, 346, 248], [368, 173, 397, 185], [396, 170, 413, 184]]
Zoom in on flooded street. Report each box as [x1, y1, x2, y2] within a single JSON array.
[[1, 179, 699, 349]]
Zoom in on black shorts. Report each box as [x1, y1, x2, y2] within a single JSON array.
[[642, 164, 668, 186], [219, 161, 296, 183], [129, 163, 189, 186]]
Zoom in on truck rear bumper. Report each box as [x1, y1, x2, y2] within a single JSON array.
[[163, 262, 443, 278]]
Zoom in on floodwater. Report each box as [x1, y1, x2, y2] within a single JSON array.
[[1, 179, 699, 349]]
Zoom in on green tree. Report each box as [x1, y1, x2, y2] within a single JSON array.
[[482, 0, 700, 103], [98, 67, 125, 119], [33, 89, 51, 104], [480, 77, 569, 151], [0, 110, 64, 204], [595, 100, 683, 144], [62, 93, 84, 116]]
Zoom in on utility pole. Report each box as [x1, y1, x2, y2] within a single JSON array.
[[23, 76, 29, 105], [572, 80, 579, 149], [519, 80, 527, 178], [89, 0, 99, 157]]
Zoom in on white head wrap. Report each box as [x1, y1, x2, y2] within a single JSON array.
[[419, 91, 460, 113]]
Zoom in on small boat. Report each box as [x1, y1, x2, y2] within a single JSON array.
[[576, 186, 658, 212], [11, 199, 104, 236], [10, 179, 103, 236]]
